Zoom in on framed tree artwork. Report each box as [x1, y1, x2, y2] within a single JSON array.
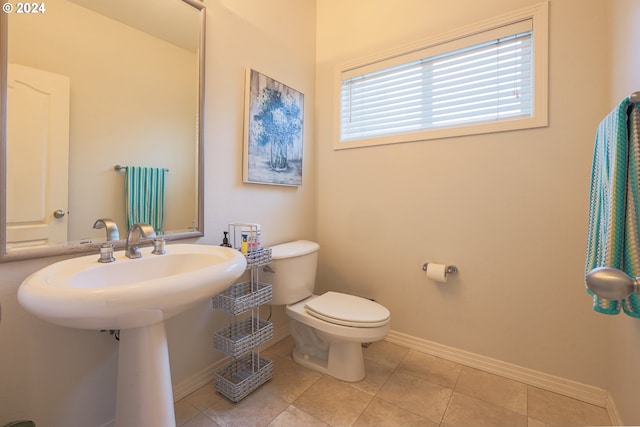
[[243, 68, 304, 186]]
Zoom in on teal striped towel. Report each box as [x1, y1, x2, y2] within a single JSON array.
[[585, 98, 640, 317], [125, 166, 166, 233]]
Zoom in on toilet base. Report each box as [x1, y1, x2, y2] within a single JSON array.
[[291, 340, 366, 382], [285, 294, 389, 383]]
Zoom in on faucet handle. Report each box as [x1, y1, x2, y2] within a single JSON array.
[[152, 237, 166, 255], [97, 243, 115, 263]]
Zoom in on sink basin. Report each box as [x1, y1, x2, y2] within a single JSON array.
[[17, 243, 247, 427], [18, 243, 247, 330]]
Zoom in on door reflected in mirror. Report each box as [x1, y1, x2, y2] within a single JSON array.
[[0, 0, 205, 261]]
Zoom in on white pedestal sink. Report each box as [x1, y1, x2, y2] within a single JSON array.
[[18, 244, 247, 427]]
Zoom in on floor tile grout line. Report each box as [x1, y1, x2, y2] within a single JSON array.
[[447, 366, 530, 420], [259, 353, 326, 426], [345, 355, 386, 425], [176, 400, 199, 427], [289, 401, 331, 427], [364, 347, 450, 426], [438, 364, 464, 426], [374, 347, 532, 425], [177, 338, 611, 427], [436, 387, 454, 425]]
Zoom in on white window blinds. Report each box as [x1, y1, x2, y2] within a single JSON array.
[[340, 20, 534, 143]]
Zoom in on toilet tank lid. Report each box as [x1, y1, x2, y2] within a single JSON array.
[[271, 240, 319, 259]]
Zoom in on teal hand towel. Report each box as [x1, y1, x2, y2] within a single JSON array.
[[125, 166, 166, 233], [585, 98, 640, 317]]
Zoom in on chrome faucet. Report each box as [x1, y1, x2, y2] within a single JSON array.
[[126, 223, 156, 259], [93, 218, 120, 241]]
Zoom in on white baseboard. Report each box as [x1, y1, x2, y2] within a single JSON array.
[[170, 328, 621, 423], [605, 391, 623, 426], [172, 357, 229, 401], [385, 330, 609, 408]]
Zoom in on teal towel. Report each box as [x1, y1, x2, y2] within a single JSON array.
[[125, 166, 166, 233], [585, 98, 640, 317]]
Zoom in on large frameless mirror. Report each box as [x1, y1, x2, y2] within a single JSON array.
[[0, 0, 205, 262]]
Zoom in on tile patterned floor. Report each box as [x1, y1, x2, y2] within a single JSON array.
[[175, 337, 612, 427]]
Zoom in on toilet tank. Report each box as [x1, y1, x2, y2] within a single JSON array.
[[265, 240, 319, 305]]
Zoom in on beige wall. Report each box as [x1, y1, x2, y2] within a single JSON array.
[[316, 0, 615, 411], [166, 0, 316, 395], [605, 0, 640, 423], [4, 0, 640, 425], [0, 0, 316, 425]]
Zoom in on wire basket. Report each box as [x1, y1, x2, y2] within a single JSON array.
[[245, 247, 272, 269], [213, 318, 273, 358], [214, 352, 273, 402], [211, 281, 272, 315]]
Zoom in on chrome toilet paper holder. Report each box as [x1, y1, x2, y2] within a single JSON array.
[[422, 263, 458, 275]]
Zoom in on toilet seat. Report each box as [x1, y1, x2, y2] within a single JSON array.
[[304, 291, 390, 328]]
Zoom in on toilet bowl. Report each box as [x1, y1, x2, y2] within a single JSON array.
[[265, 240, 390, 382], [287, 292, 390, 381]]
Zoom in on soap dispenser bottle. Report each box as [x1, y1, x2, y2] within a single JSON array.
[[220, 231, 232, 248]]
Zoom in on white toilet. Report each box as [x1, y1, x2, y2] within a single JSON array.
[[265, 240, 390, 382]]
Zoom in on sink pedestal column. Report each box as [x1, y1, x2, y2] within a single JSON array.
[[115, 322, 175, 427]]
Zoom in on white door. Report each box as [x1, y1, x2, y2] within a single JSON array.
[[6, 64, 70, 250]]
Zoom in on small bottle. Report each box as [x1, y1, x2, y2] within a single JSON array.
[[220, 231, 231, 248], [242, 224, 261, 251], [240, 232, 248, 254], [252, 224, 262, 250]]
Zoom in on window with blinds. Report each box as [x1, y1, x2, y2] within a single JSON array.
[[334, 3, 548, 149]]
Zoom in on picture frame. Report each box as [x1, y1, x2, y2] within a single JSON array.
[[243, 68, 304, 186]]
